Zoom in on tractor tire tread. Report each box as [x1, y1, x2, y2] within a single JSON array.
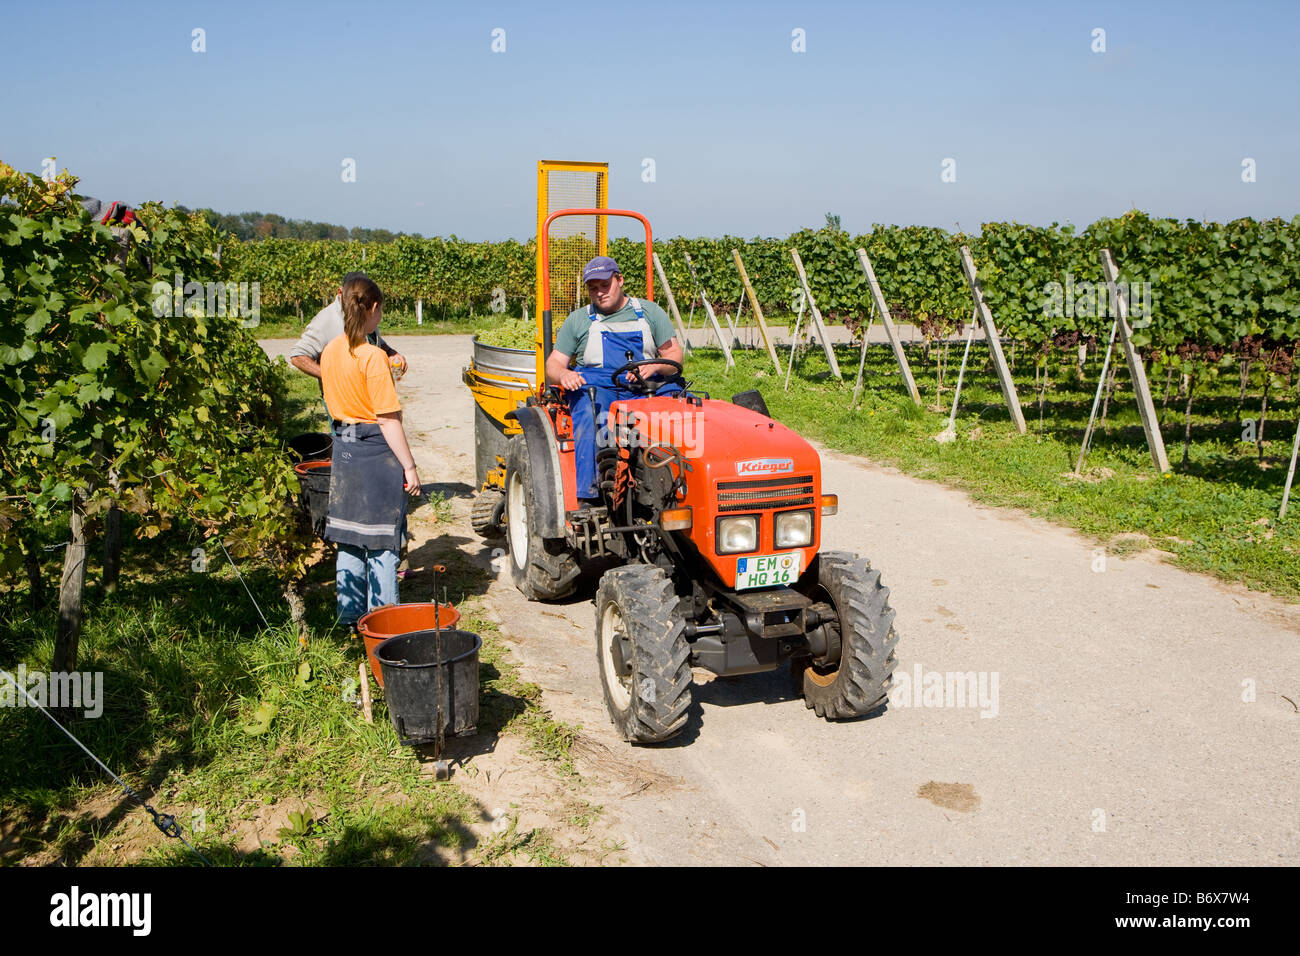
[[470, 489, 506, 538], [595, 565, 692, 744], [802, 550, 899, 720], [505, 437, 580, 601]]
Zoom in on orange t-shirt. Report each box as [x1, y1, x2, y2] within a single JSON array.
[[320, 335, 400, 423]]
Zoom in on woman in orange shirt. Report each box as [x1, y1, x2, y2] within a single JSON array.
[[319, 275, 420, 631]]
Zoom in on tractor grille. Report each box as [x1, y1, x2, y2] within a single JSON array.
[[716, 475, 815, 513]]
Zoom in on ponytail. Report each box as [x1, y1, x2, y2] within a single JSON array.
[[340, 275, 384, 352]]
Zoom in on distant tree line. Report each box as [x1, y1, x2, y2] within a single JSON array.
[[180, 207, 417, 243]]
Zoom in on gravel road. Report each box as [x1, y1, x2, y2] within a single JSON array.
[[264, 334, 1300, 866]]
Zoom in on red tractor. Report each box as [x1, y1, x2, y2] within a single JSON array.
[[503, 209, 898, 743]]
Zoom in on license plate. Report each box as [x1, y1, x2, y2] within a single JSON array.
[[735, 552, 802, 590]]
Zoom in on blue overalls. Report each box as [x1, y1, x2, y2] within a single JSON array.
[[566, 299, 680, 498]]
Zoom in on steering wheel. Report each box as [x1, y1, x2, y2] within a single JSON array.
[[610, 358, 684, 396]]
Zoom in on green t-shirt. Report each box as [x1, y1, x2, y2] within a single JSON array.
[[554, 298, 677, 364]]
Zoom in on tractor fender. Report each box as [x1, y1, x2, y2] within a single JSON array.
[[505, 405, 566, 538]]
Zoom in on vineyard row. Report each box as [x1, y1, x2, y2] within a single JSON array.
[[221, 211, 1300, 362]]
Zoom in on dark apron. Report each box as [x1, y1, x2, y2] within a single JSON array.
[[325, 422, 406, 551]]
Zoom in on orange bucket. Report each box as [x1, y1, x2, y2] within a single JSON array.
[[357, 602, 460, 688]]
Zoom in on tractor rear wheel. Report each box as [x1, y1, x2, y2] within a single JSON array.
[[504, 437, 580, 600], [595, 565, 692, 743], [470, 488, 506, 538], [796, 551, 899, 719]]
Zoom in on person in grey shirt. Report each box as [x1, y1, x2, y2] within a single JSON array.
[[289, 272, 408, 416]]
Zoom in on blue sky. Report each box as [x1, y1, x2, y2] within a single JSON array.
[[3, 0, 1297, 239]]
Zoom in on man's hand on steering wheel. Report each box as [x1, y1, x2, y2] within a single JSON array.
[[611, 358, 684, 395]]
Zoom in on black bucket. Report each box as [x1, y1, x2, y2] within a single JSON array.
[[375, 629, 481, 745], [288, 432, 333, 463], [293, 460, 331, 536]]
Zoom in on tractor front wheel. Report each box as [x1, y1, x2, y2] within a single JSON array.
[[595, 565, 692, 743], [504, 437, 580, 600], [795, 551, 899, 720]]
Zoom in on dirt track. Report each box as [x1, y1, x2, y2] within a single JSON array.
[[265, 335, 1300, 866]]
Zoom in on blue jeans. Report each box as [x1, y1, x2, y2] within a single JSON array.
[[336, 543, 400, 629]]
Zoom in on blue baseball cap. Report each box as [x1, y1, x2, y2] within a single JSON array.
[[582, 256, 621, 282]]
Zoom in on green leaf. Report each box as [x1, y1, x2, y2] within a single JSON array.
[[83, 341, 112, 370], [49, 402, 77, 431], [277, 810, 315, 841], [0, 341, 37, 365], [24, 308, 52, 335], [139, 349, 168, 384], [242, 699, 279, 735]]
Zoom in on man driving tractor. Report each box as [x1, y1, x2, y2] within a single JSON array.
[[545, 255, 685, 500], [502, 202, 897, 743]]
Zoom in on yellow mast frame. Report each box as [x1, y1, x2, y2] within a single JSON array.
[[534, 160, 608, 385]]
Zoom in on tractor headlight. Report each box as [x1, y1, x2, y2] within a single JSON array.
[[716, 515, 758, 554], [774, 510, 813, 548]]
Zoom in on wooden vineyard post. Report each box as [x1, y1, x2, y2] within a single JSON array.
[[652, 253, 693, 355], [855, 248, 921, 404], [684, 253, 737, 363], [958, 245, 1026, 434], [1280, 415, 1300, 520], [53, 493, 88, 673], [784, 295, 807, 392], [358, 661, 374, 724], [788, 248, 843, 380], [731, 248, 781, 371], [102, 490, 121, 595], [851, 297, 877, 407], [935, 306, 980, 442], [1100, 248, 1170, 474], [1074, 313, 1120, 474]]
